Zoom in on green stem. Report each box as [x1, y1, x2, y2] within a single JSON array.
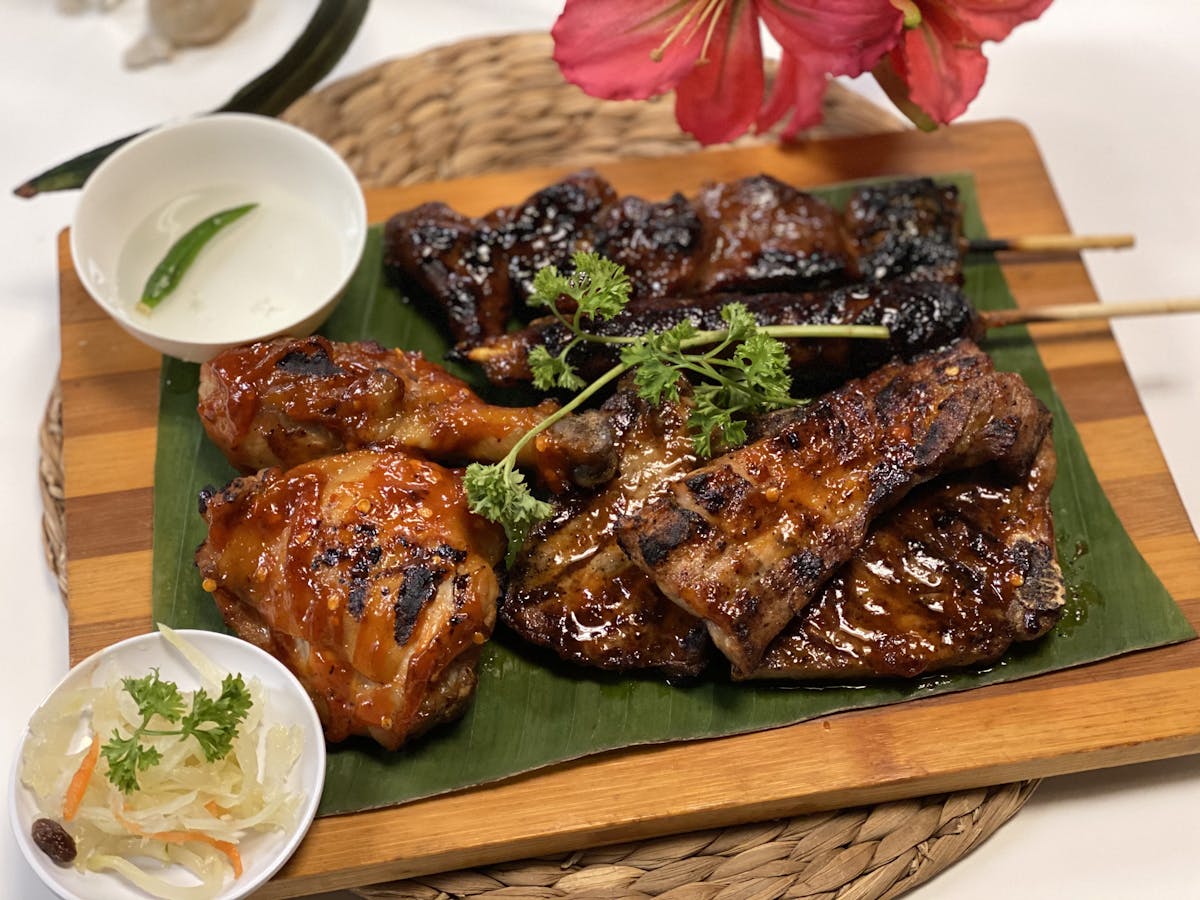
[[504, 357, 634, 467], [572, 322, 891, 347]]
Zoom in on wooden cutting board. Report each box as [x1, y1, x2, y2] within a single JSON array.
[[58, 121, 1200, 898]]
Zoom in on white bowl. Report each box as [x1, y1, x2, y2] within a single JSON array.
[[71, 113, 367, 362], [11, 628, 326, 900]]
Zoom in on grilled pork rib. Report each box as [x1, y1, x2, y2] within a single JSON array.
[[743, 435, 1064, 681], [384, 172, 966, 346], [195, 449, 504, 749], [616, 340, 1052, 674], [502, 388, 710, 677]]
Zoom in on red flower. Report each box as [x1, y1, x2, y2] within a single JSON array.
[[880, 0, 1054, 125], [551, 0, 1052, 144], [551, 0, 902, 145]]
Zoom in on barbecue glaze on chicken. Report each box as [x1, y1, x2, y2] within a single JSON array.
[[617, 341, 1052, 674], [197, 335, 614, 493], [195, 449, 503, 749]]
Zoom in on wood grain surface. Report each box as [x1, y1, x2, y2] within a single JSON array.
[[57, 121, 1200, 898]]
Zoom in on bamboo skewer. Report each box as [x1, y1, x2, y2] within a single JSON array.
[[984, 297, 1200, 329], [966, 233, 1135, 254]]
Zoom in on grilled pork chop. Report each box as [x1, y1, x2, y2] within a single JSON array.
[[743, 435, 1064, 680], [196, 449, 503, 749], [502, 388, 710, 677], [617, 340, 1052, 674]]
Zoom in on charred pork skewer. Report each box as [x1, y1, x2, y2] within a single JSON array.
[[385, 172, 862, 346], [464, 280, 983, 389], [465, 286, 1200, 390], [384, 170, 1129, 348], [616, 340, 1052, 675]]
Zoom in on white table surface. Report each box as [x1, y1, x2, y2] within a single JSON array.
[[3, 1, 1199, 897]]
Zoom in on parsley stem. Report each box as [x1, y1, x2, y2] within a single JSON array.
[[567, 322, 891, 348], [683, 323, 890, 346], [506, 357, 633, 464], [505, 322, 888, 469]]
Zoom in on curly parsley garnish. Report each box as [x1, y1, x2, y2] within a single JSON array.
[[465, 251, 889, 562], [100, 669, 252, 794]]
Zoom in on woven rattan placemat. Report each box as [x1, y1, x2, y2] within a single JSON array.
[[39, 32, 1039, 900]]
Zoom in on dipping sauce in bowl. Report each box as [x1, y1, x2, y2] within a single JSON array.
[[71, 113, 367, 363]]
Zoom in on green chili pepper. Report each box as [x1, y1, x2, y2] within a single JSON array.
[[137, 203, 257, 314]]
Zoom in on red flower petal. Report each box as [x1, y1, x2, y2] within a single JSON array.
[[551, 0, 705, 100], [674, 1, 765, 144], [888, 2, 988, 123], [756, 51, 828, 140], [759, 0, 904, 77], [941, 0, 1054, 42]]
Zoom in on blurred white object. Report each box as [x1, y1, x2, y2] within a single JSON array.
[[57, 0, 125, 13], [125, 0, 254, 68]]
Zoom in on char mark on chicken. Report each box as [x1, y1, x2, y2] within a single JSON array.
[[616, 340, 1052, 675], [197, 334, 618, 493], [195, 449, 504, 750]]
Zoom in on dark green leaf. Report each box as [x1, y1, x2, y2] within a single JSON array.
[[152, 176, 1195, 817]]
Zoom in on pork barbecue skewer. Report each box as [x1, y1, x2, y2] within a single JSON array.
[[464, 285, 1200, 390], [384, 171, 1130, 348]]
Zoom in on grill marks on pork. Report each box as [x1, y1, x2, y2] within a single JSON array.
[[384, 172, 965, 347], [616, 341, 1052, 675], [383, 171, 616, 344], [502, 389, 711, 677], [844, 179, 963, 284], [465, 281, 984, 389], [742, 435, 1064, 681], [195, 450, 504, 749]]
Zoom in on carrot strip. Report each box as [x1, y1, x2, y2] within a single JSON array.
[[115, 808, 243, 878], [63, 734, 100, 821], [204, 800, 224, 817]]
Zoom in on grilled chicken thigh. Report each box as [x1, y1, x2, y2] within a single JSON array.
[[197, 335, 614, 492], [617, 341, 1052, 674], [195, 449, 503, 749], [744, 435, 1064, 680], [502, 388, 710, 677]]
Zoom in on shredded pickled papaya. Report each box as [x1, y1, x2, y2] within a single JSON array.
[[20, 627, 302, 899]]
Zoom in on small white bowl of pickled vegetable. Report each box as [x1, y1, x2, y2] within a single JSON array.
[[10, 626, 325, 900], [70, 112, 367, 363]]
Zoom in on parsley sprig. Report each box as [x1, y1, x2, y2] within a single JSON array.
[[100, 669, 253, 794], [464, 251, 889, 561]]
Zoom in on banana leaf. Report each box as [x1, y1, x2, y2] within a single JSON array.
[[152, 175, 1195, 816]]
